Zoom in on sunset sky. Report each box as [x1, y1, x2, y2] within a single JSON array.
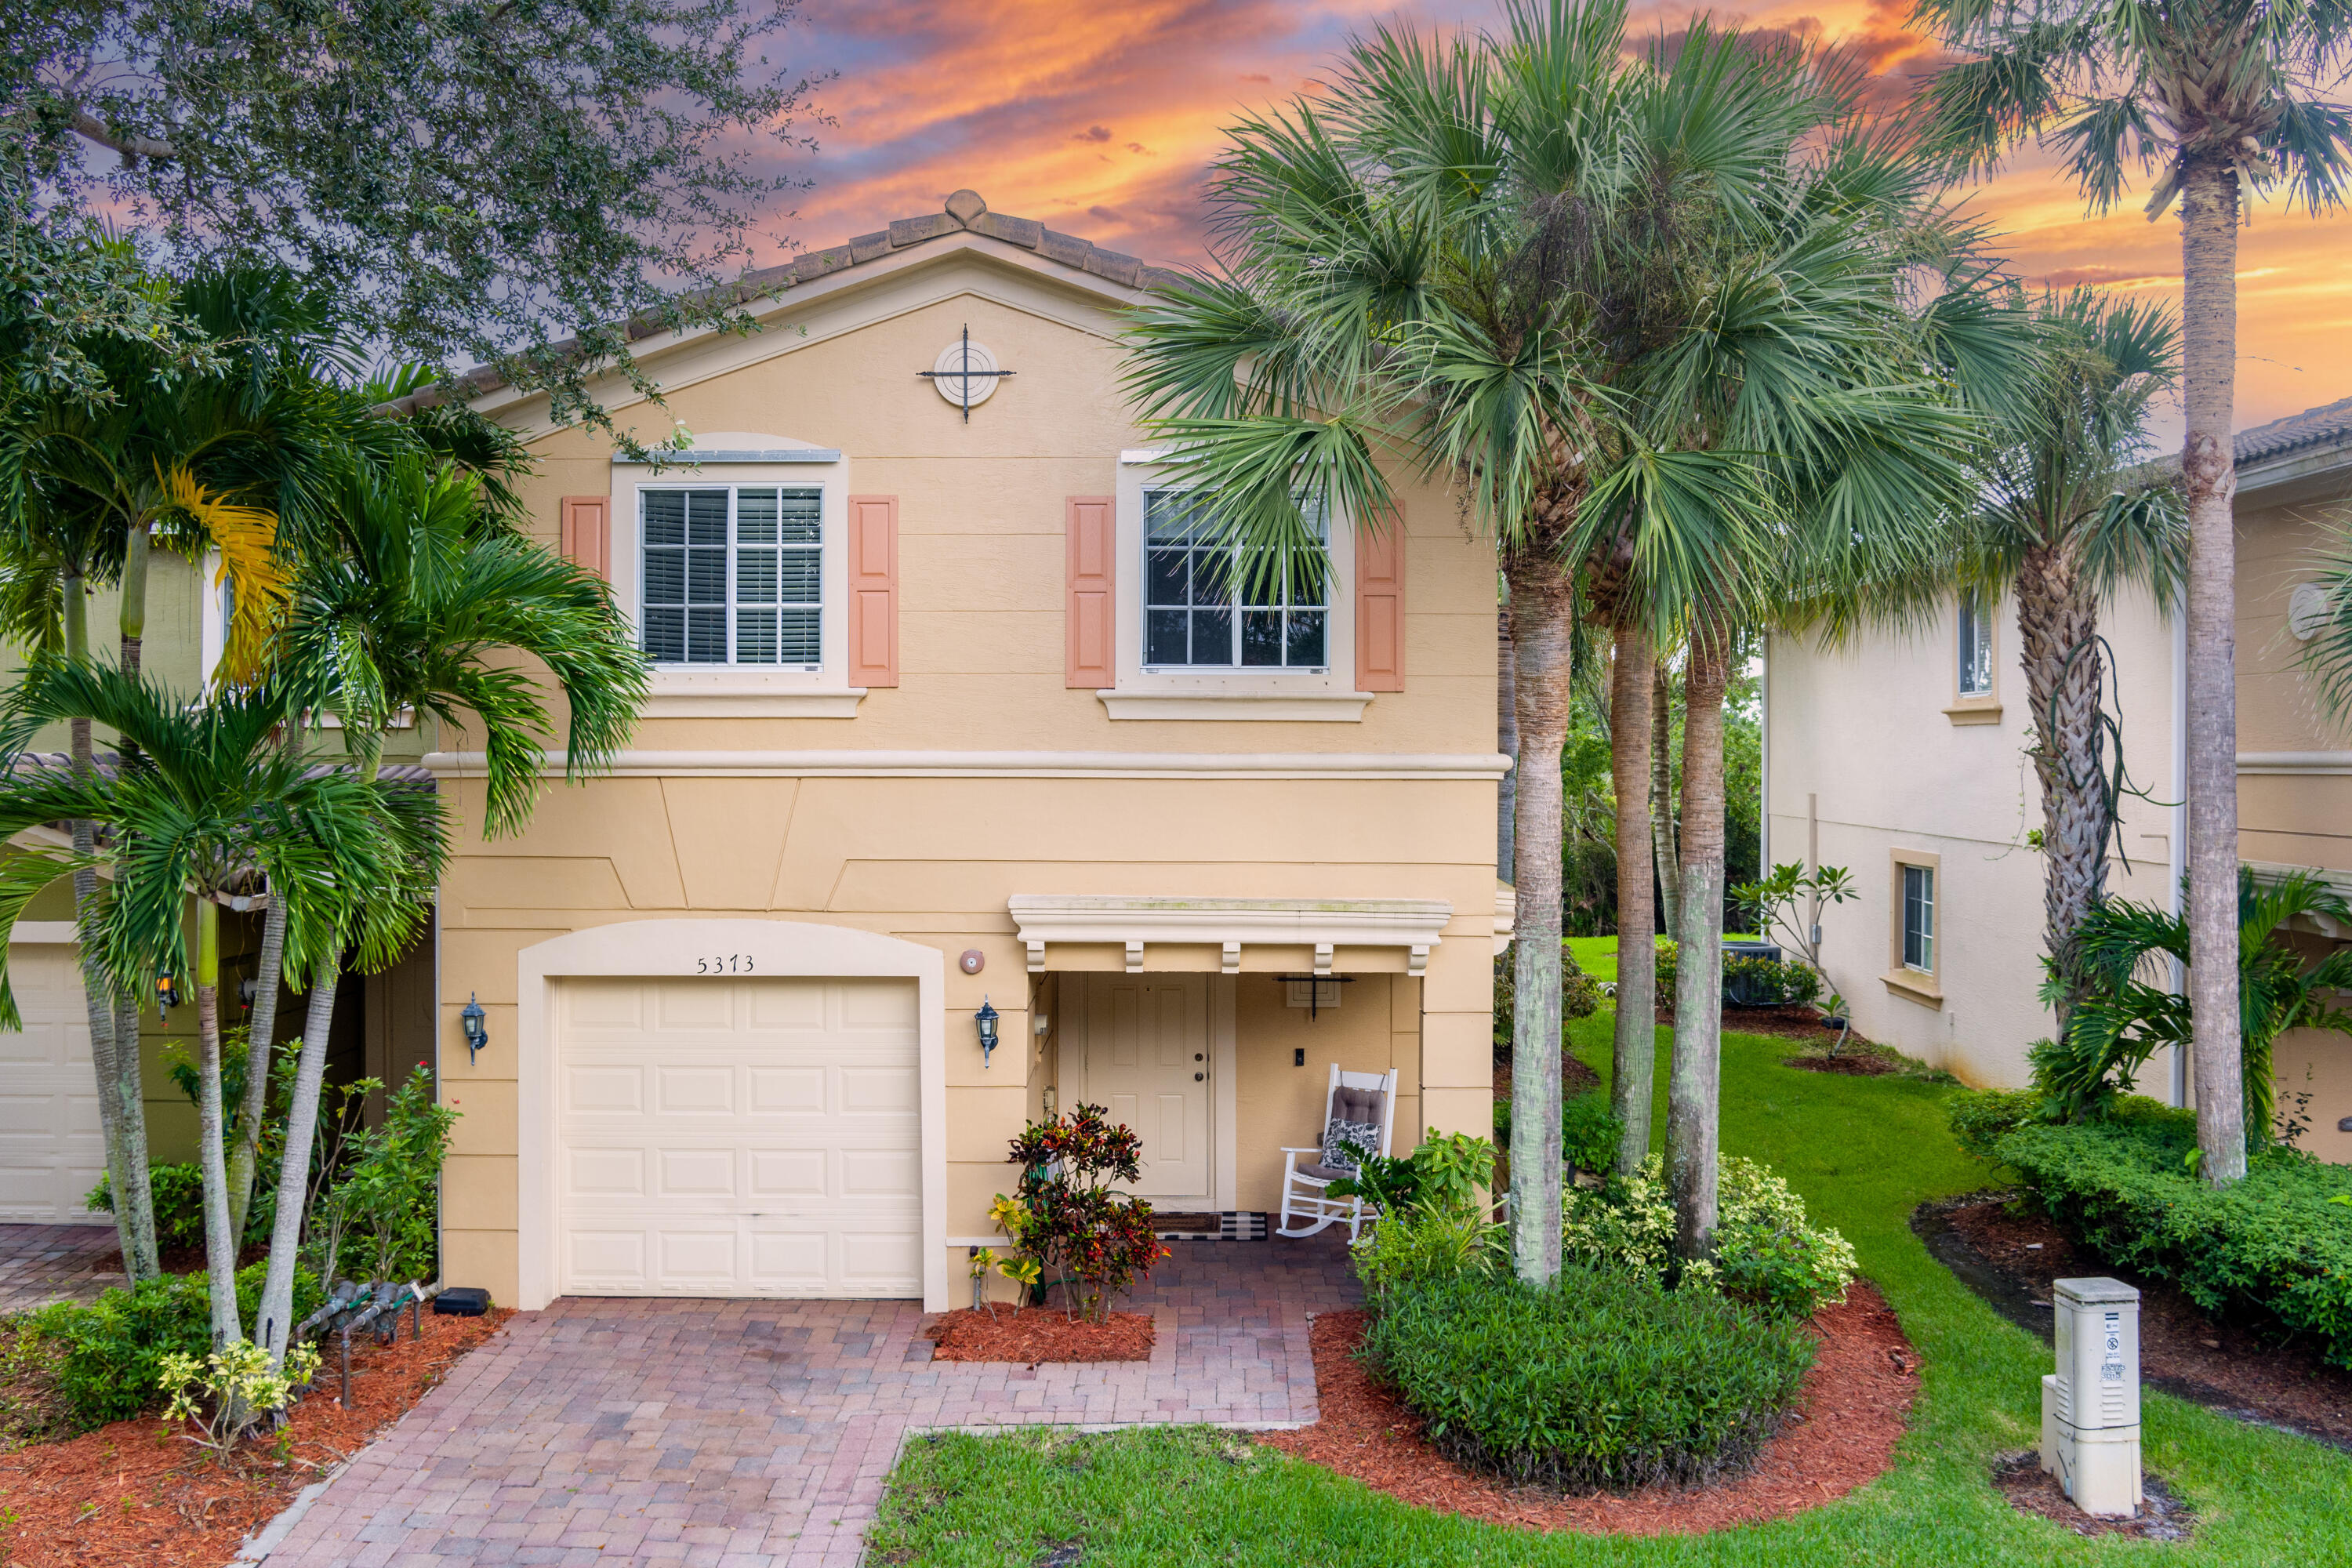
[[771, 0, 2351, 445]]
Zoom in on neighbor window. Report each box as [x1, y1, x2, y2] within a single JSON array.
[[1901, 863, 1936, 973], [1143, 489, 1329, 670], [1958, 588, 1994, 698], [641, 487, 822, 666]]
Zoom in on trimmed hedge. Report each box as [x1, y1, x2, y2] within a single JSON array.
[[1362, 1268, 1814, 1490], [24, 1261, 324, 1428], [1994, 1109, 2352, 1368]]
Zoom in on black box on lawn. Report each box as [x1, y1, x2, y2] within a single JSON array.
[[434, 1287, 491, 1316]]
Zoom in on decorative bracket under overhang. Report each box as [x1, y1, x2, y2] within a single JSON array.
[[1009, 895, 1454, 977]]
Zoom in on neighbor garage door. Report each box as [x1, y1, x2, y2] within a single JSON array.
[[0, 938, 107, 1224], [554, 975, 921, 1298]]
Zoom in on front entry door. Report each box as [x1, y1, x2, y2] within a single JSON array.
[[1075, 975, 1210, 1200]]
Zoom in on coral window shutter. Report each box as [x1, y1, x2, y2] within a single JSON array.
[[1065, 496, 1116, 688], [558, 495, 611, 580], [847, 495, 899, 688], [1354, 511, 1406, 692]]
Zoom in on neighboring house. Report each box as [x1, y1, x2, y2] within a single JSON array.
[[417, 190, 1505, 1311], [1764, 394, 2352, 1162], [2, 555, 437, 1223]]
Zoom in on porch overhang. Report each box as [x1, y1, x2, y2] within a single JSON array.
[[1009, 894, 1453, 976]]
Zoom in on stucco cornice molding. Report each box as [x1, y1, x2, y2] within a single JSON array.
[[2238, 751, 2352, 775], [1008, 893, 1454, 976], [422, 748, 1513, 781]]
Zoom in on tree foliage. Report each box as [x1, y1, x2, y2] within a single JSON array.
[[7, 0, 826, 436]]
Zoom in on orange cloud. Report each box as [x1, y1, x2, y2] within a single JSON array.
[[768, 0, 2350, 434]]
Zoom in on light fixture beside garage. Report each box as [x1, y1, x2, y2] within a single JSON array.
[[975, 996, 1001, 1069], [460, 992, 488, 1065]]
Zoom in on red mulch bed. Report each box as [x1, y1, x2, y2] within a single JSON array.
[[1261, 1282, 1918, 1535], [924, 1307, 1153, 1365], [1784, 1053, 1898, 1076], [1941, 1197, 2352, 1448], [0, 1307, 510, 1568]]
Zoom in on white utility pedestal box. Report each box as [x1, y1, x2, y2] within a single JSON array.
[[2039, 1276, 2142, 1515]]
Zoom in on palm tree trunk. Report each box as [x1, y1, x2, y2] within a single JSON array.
[[1505, 557, 1573, 1287], [108, 522, 162, 1265], [224, 892, 285, 1243], [63, 573, 161, 1282], [194, 898, 243, 1347], [2016, 546, 2108, 1041], [1667, 626, 1730, 1262], [1609, 621, 1657, 1174], [1650, 662, 1682, 939], [1497, 607, 1518, 878], [2179, 154, 2247, 1183], [258, 952, 340, 1364]]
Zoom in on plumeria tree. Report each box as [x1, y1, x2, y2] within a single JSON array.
[[1920, 0, 2352, 1185]]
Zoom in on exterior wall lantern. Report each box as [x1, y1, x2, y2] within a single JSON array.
[[155, 971, 181, 1018], [460, 993, 488, 1065], [975, 996, 1000, 1069]]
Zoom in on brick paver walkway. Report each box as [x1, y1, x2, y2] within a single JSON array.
[[0, 1222, 125, 1314], [262, 1236, 1359, 1567]]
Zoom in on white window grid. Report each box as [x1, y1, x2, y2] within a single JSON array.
[[1958, 589, 1994, 697], [640, 486, 822, 668], [1902, 864, 1936, 973], [1142, 489, 1330, 671]]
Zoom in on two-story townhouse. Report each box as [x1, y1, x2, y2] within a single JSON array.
[[421, 191, 1507, 1311], [1762, 394, 2352, 1162]]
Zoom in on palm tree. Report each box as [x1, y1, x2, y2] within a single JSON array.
[[0, 660, 437, 1347], [2056, 869, 2352, 1137], [1918, 0, 2352, 1188], [1958, 290, 2185, 1036], [1121, 0, 1799, 1283], [241, 451, 645, 1360]]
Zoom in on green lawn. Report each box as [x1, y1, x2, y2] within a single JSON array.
[[1564, 934, 1759, 983], [869, 1012, 2352, 1566]]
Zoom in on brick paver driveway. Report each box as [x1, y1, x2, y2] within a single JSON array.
[[260, 1235, 1358, 1567], [0, 1222, 125, 1314]]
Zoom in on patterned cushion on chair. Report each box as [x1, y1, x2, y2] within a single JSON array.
[[1323, 1116, 1381, 1172]]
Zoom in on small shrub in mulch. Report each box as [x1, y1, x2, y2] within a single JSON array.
[[1990, 1450, 2196, 1541], [926, 1307, 1153, 1364], [0, 1306, 510, 1568], [1360, 1268, 1816, 1490], [1262, 1282, 1919, 1534]]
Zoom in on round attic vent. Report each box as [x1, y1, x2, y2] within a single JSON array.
[[931, 336, 1003, 410]]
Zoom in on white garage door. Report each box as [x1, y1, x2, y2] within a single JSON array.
[[554, 975, 922, 1298], [0, 939, 107, 1224]]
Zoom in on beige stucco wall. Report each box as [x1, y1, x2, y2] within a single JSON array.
[[434, 244, 1502, 1305], [1766, 582, 2180, 1089]]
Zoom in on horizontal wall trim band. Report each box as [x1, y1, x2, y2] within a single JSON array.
[[2238, 751, 2352, 775], [612, 448, 843, 465], [423, 749, 1514, 780]]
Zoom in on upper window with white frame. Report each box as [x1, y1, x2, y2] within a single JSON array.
[[1901, 862, 1936, 973], [640, 486, 822, 668], [1957, 587, 1994, 698], [1143, 489, 1329, 671]]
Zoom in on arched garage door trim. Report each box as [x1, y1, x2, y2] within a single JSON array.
[[514, 919, 947, 1312]]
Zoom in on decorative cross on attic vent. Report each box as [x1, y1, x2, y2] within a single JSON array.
[[920, 325, 1014, 420]]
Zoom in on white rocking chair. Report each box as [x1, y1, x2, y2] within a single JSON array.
[[1277, 1065, 1400, 1240]]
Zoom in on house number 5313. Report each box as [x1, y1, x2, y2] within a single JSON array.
[[695, 955, 756, 974]]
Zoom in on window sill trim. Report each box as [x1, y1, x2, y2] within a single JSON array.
[[1944, 702, 2002, 726], [1881, 967, 1944, 1007], [1098, 691, 1374, 723], [644, 688, 867, 719]]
